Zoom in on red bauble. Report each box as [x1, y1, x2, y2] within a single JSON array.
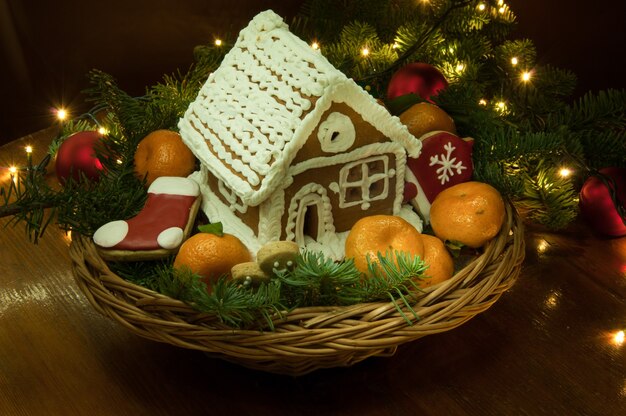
[[55, 131, 104, 183], [386, 62, 448, 102], [579, 167, 626, 237]]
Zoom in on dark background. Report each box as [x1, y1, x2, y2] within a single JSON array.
[[1, 0, 625, 144]]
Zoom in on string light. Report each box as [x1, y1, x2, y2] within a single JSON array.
[[25, 146, 33, 167], [311, 41, 320, 50], [478, 3, 486, 11], [361, 47, 370, 57], [511, 57, 519, 66], [559, 168, 572, 177], [521, 71, 532, 82], [56, 108, 68, 121], [9, 166, 17, 183], [499, 6, 506, 13], [456, 63, 465, 72], [496, 101, 507, 111], [98, 127, 108, 135], [214, 39, 222, 46], [479, 99, 488, 106], [613, 330, 625, 346], [498, 0, 504, 5], [392, 42, 399, 49]]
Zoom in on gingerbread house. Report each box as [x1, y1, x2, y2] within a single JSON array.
[[179, 10, 422, 257]]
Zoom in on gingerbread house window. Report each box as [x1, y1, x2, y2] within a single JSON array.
[[339, 155, 393, 210], [317, 112, 356, 153]]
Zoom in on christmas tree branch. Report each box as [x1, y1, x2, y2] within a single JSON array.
[[357, 0, 473, 82]]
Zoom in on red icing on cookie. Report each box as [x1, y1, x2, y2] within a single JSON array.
[[407, 131, 474, 203], [112, 193, 197, 250]]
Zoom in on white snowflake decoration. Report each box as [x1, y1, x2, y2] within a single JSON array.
[[429, 141, 467, 185]]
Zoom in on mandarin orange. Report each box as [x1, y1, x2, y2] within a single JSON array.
[[134, 130, 196, 186], [173, 232, 252, 289], [344, 215, 424, 274], [418, 234, 454, 288], [430, 181, 505, 248], [399, 102, 456, 139]]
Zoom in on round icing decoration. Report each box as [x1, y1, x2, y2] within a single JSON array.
[[317, 112, 356, 153], [156, 227, 184, 250], [148, 177, 200, 197], [93, 220, 129, 248]]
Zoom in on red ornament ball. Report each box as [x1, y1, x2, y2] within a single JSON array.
[[55, 131, 104, 183], [387, 62, 448, 102], [579, 167, 626, 237]]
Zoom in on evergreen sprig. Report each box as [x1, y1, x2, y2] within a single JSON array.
[[276, 250, 427, 324], [275, 251, 363, 307]]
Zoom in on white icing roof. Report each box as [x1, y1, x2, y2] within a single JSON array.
[[179, 10, 420, 206]]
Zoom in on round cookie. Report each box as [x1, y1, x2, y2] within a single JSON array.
[[256, 241, 300, 274], [231, 262, 271, 287]]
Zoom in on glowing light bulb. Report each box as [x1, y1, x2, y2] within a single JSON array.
[[311, 41, 320, 50], [361, 47, 370, 57], [456, 63, 465, 72], [496, 101, 506, 110], [116, 159, 123, 165], [521, 71, 532, 82], [479, 99, 488, 106], [98, 127, 108, 135], [392, 42, 399, 49], [25, 146, 33, 154], [499, 6, 506, 13], [559, 168, 572, 178], [215, 39, 222, 46], [614, 330, 625, 346], [56, 108, 68, 121], [9, 166, 17, 175], [511, 57, 519, 66], [498, 0, 504, 5], [478, 3, 486, 11]]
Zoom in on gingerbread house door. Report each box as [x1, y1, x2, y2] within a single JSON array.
[[286, 184, 335, 247]]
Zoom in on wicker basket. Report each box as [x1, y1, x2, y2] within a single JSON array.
[[69, 203, 525, 376]]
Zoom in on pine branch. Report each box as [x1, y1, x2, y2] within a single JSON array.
[[358, 0, 473, 82]]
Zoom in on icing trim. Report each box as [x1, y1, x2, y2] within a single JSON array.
[[178, 10, 421, 208], [148, 176, 200, 196], [284, 183, 335, 245]]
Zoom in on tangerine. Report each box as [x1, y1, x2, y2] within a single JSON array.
[[173, 232, 252, 289], [430, 181, 505, 248], [345, 215, 424, 275], [399, 102, 456, 139], [134, 130, 196, 186], [418, 234, 454, 288]]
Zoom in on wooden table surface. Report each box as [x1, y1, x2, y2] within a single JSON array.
[[1, 129, 625, 416]]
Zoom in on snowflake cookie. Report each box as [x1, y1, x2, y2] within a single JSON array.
[[405, 131, 474, 223]]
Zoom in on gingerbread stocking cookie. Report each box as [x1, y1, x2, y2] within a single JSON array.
[[93, 176, 201, 261], [405, 131, 474, 223]]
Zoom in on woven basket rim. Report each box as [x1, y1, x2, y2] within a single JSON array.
[[69, 202, 525, 375]]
